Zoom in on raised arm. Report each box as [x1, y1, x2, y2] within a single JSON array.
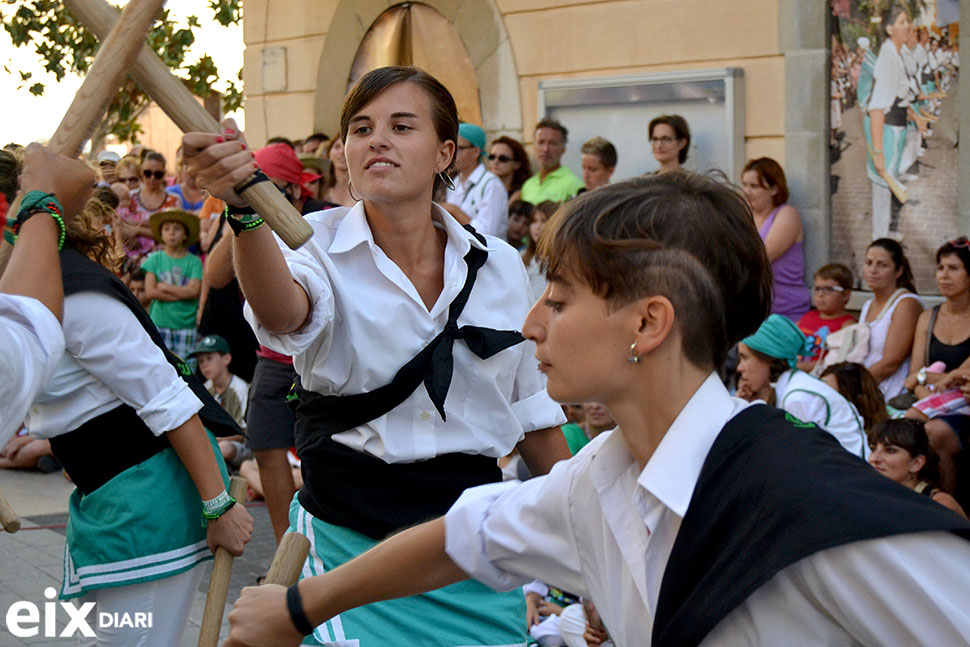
[[1, 143, 95, 318], [182, 122, 310, 333]]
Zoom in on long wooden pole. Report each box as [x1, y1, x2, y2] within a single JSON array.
[[63, 0, 314, 250], [198, 476, 249, 647]]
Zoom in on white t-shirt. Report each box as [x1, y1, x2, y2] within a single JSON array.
[[775, 369, 868, 459]]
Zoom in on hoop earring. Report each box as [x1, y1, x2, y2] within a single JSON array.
[[438, 171, 456, 192], [627, 342, 641, 364], [348, 181, 361, 202]]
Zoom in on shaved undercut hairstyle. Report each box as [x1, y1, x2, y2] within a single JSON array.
[[537, 173, 773, 369]]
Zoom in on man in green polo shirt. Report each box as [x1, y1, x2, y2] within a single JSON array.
[[520, 118, 585, 204]]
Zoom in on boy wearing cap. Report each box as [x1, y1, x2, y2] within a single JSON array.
[[192, 334, 251, 470], [442, 122, 509, 238], [143, 209, 203, 361]]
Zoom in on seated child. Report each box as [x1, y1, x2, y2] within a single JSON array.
[[142, 209, 202, 360], [796, 262, 855, 372], [190, 334, 251, 470], [226, 174, 970, 647]]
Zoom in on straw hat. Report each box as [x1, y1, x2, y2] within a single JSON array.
[[149, 209, 200, 247]]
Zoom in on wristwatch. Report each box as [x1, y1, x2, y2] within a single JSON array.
[[917, 367, 928, 386]]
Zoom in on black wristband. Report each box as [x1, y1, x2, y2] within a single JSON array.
[[225, 201, 256, 217], [233, 169, 271, 195], [286, 583, 315, 636]]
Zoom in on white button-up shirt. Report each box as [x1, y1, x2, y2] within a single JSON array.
[[445, 163, 508, 239], [870, 40, 911, 112], [0, 294, 64, 443], [244, 202, 564, 463], [25, 291, 202, 438], [445, 373, 970, 646]]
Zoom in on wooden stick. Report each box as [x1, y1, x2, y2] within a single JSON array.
[[198, 476, 249, 647], [0, 489, 21, 534], [63, 0, 314, 250], [49, 0, 165, 158], [0, 0, 163, 278], [264, 532, 311, 586], [865, 141, 908, 204]]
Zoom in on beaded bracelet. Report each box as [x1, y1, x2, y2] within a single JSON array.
[[14, 192, 66, 250], [224, 205, 265, 236]]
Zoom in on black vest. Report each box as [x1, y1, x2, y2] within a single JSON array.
[[652, 404, 970, 646], [49, 250, 240, 494]]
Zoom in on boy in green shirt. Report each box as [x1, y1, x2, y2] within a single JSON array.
[[142, 209, 202, 361]]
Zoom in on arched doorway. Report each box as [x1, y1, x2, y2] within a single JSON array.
[[349, 3, 482, 125], [312, 0, 521, 142]]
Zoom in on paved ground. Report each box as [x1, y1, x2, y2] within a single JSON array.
[[830, 78, 960, 292], [0, 469, 280, 646]]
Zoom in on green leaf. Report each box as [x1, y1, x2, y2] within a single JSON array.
[[28, 82, 44, 95]]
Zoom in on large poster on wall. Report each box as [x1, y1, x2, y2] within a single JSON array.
[[830, 0, 960, 292]]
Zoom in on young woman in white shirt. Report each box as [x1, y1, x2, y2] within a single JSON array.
[[185, 66, 568, 646]]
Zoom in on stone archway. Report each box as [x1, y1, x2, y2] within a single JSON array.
[[312, 0, 522, 142]]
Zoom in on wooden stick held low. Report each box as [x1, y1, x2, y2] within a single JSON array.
[[62, 0, 314, 250], [264, 532, 311, 586], [0, 489, 21, 533], [198, 476, 249, 647]]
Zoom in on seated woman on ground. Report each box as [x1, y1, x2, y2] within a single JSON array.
[[820, 362, 889, 432], [868, 418, 966, 518], [737, 314, 868, 458], [901, 238, 970, 495]]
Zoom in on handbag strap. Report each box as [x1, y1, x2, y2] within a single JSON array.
[[925, 305, 941, 367]]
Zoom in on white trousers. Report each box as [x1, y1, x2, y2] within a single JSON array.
[[871, 183, 892, 240], [77, 562, 205, 647]]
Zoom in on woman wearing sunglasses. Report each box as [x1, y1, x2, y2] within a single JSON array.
[[123, 151, 179, 264], [902, 238, 970, 499], [488, 136, 531, 204]]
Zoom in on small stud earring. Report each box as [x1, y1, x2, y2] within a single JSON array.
[[627, 342, 641, 364]]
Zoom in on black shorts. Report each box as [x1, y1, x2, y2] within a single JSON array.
[[245, 357, 297, 451]]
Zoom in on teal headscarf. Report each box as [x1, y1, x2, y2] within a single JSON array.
[[458, 123, 486, 161], [741, 314, 806, 368]]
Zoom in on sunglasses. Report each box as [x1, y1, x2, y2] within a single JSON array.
[[488, 154, 513, 163], [812, 285, 846, 294], [120, 176, 140, 185], [949, 237, 970, 248], [649, 136, 678, 145], [143, 170, 165, 180]]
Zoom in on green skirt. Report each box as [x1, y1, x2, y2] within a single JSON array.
[[61, 433, 228, 599], [291, 497, 527, 647]]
